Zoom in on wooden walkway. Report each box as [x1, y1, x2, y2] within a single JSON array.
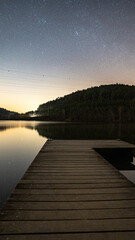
[[0, 140, 135, 239]]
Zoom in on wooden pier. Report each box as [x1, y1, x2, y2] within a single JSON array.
[[0, 140, 135, 239]]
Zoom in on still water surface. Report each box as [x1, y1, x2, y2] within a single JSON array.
[[0, 120, 135, 207]]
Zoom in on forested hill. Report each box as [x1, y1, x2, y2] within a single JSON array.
[[0, 108, 18, 119], [36, 84, 135, 122]]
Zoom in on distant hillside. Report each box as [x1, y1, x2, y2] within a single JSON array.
[[36, 84, 135, 122], [0, 108, 18, 120]]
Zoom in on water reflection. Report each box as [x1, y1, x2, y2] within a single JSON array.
[[1, 121, 135, 144], [0, 121, 135, 207], [0, 123, 46, 207], [35, 122, 135, 143]]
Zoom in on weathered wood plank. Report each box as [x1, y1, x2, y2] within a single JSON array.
[[23, 174, 125, 180], [13, 187, 135, 195], [4, 200, 135, 210], [1, 208, 135, 221], [0, 219, 135, 234], [26, 169, 119, 173], [33, 156, 105, 159], [0, 232, 135, 240], [43, 139, 135, 148], [25, 172, 121, 177], [33, 160, 105, 163], [37, 152, 95, 156], [29, 165, 112, 168], [20, 178, 127, 183], [9, 192, 135, 202], [31, 164, 110, 167], [16, 182, 132, 189]]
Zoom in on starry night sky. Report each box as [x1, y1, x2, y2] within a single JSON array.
[[0, 0, 135, 112]]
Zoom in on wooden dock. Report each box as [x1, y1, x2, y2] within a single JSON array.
[[0, 140, 135, 239]]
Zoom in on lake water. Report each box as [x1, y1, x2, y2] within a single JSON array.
[[0, 120, 135, 207]]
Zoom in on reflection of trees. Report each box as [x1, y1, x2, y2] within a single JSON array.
[[0, 126, 8, 132], [1, 122, 135, 145], [34, 123, 135, 144], [25, 126, 35, 130], [35, 123, 118, 140], [0, 126, 17, 132]]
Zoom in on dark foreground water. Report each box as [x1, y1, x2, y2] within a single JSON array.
[[0, 120, 135, 207]]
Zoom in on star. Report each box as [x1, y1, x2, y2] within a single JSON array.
[[38, 18, 47, 25], [75, 31, 79, 36]]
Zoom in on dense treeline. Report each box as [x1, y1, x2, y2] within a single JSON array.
[[0, 108, 17, 120], [36, 84, 135, 122], [1, 84, 135, 122]]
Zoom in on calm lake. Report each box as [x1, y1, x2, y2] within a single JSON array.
[[0, 120, 135, 207]]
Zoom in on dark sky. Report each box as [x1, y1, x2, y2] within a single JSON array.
[[0, 0, 135, 112]]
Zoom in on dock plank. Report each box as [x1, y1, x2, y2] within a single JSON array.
[[0, 232, 134, 240], [13, 187, 135, 194], [4, 199, 135, 210], [9, 192, 135, 202], [1, 208, 135, 221], [16, 182, 132, 189], [0, 219, 135, 234]]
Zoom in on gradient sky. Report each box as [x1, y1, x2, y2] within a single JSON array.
[[0, 0, 135, 113]]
